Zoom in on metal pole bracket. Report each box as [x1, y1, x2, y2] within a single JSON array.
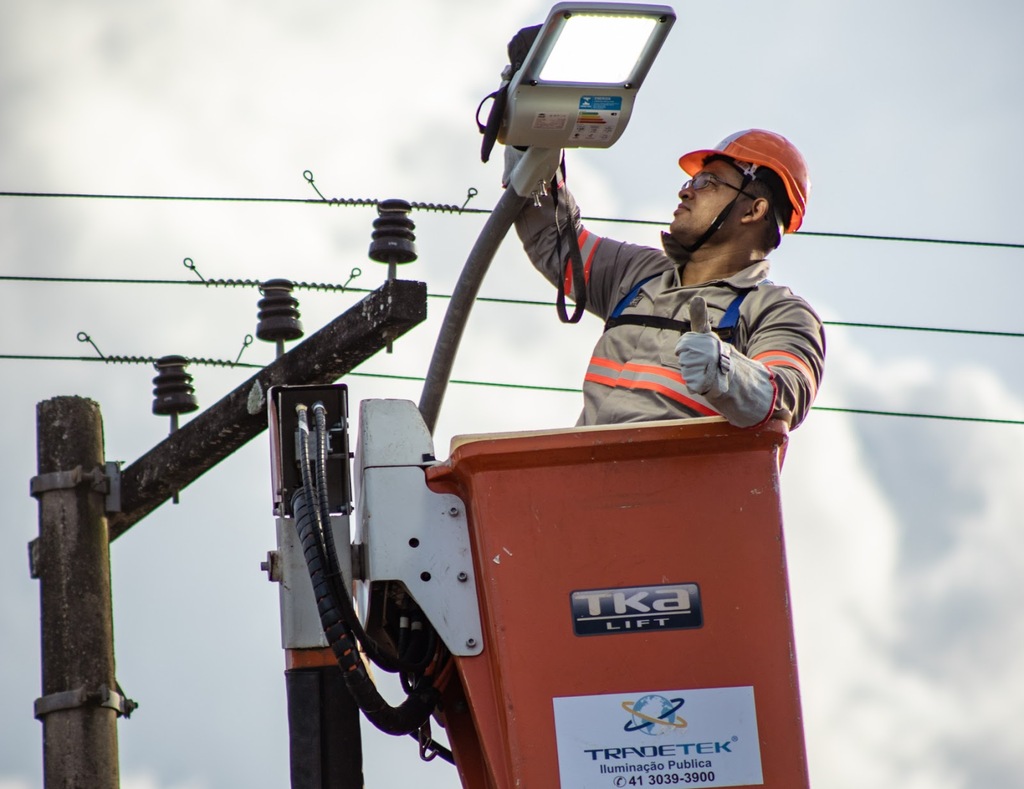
[[30, 461, 122, 513], [34, 683, 138, 721]]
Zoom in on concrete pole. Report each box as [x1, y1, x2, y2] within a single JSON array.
[[34, 396, 120, 788]]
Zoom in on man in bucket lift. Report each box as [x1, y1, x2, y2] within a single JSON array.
[[507, 129, 825, 429]]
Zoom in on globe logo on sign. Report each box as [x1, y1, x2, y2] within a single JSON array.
[[621, 695, 687, 736]]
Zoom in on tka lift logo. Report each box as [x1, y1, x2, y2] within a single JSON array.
[[570, 583, 703, 636]]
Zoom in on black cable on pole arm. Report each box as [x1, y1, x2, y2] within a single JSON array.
[[418, 185, 530, 433]]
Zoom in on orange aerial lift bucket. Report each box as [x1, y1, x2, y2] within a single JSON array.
[[426, 417, 809, 789]]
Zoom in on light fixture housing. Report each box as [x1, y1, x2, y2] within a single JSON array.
[[499, 2, 675, 150]]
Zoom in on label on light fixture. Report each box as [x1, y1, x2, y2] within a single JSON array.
[[570, 95, 622, 144], [532, 112, 570, 131], [580, 95, 623, 111]]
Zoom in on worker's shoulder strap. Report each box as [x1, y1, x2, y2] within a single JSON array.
[[603, 276, 765, 344], [608, 274, 662, 321]]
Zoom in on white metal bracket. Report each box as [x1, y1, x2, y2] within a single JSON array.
[[359, 466, 482, 656], [268, 514, 351, 650], [354, 399, 483, 657]]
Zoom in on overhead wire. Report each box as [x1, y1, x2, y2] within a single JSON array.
[[3, 186, 1023, 426], [305, 374, 1024, 427], [1, 353, 1021, 427], [2, 274, 1023, 340], [0, 189, 487, 215], [2, 188, 1024, 250], [583, 215, 1024, 251]]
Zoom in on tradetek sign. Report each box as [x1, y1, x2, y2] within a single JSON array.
[[553, 686, 763, 788]]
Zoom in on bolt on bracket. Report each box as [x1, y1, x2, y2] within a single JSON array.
[[29, 462, 122, 513], [34, 683, 138, 720]]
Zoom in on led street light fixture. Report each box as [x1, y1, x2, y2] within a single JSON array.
[[500, 2, 675, 150]]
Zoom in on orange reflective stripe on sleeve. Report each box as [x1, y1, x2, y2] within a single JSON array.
[[584, 357, 719, 417], [563, 229, 601, 295], [753, 350, 817, 392]]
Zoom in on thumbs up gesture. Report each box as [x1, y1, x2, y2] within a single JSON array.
[[688, 295, 713, 334], [673, 296, 776, 427], [675, 296, 730, 396]]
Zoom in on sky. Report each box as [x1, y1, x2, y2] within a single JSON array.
[[2, 0, 1023, 787]]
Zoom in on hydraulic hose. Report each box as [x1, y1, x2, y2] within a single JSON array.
[[302, 403, 435, 676], [418, 185, 530, 434], [291, 486, 438, 736]]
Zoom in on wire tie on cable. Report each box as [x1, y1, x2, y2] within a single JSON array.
[[76, 332, 105, 359], [411, 200, 462, 213], [303, 169, 329, 202], [106, 355, 155, 366], [304, 170, 379, 209], [461, 187, 479, 211], [206, 277, 259, 289], [342, 267, 362, 291], [234, 334, 254, 365], [182, 257, 205, 282]]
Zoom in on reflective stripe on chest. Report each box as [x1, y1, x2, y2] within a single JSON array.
[[585, 358, 719, 416]]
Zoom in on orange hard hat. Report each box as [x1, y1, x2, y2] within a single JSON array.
[[679, 130, 810, 233]]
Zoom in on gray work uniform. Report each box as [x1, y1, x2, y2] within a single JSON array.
[[514, 184, 826, 428]]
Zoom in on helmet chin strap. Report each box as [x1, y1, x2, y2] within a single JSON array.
[[676, 172, 753, 254]]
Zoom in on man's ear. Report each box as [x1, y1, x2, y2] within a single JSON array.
[[740, 196, 772, 225]]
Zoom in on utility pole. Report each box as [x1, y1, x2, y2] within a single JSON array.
[[31, 396, 123, 789], [30, 278, 428, 788], [284, 655, 364, 788]]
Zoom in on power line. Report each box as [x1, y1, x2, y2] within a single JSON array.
[[823, 321, 1024, 340], [584, 215, 1024, 251], [3, 274, 1022, 340], [2, 353, 1021, 426], [296, 371, 1024, 427], [2, 189, 1021, 424], [2, 189, 1023, 250], [0, 273, 368, 292], [0, 189, 486, 215], [0, 190, 326, 205], [0, 353, 262, 369], [345, 373, 1024, 425], [810, 406, 1024, 427], [799, 230, 1024, 251], [345, 370, 582, 394]]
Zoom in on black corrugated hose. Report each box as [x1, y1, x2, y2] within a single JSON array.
[[306, 404, 439, 675], [290, 404, 442, 736], [291, 486, 439, 736]]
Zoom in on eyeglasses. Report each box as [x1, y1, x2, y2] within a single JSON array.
[[681, 171, 755, 198]]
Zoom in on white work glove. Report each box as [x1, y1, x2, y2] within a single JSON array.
[[675, 296, 776, 428], [501, 145, 527, 189], [501, 146, 561, 197]]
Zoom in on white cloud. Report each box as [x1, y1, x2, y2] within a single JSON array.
[[783, 329, 1024, 788]]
